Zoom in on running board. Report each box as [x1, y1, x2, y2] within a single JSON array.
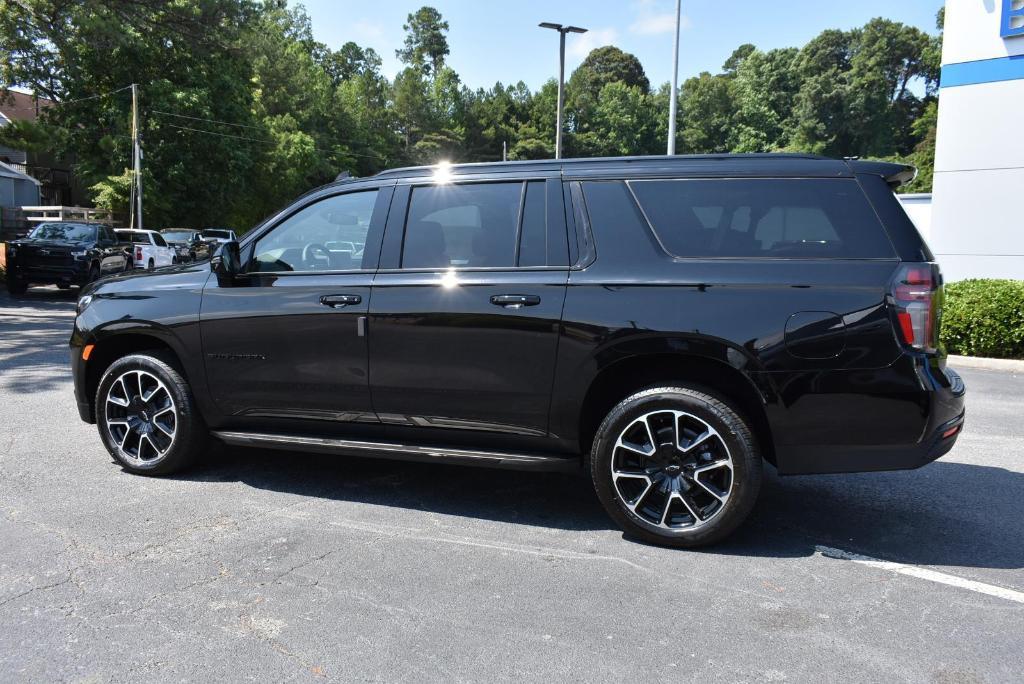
[[212, 431, 579, 472]]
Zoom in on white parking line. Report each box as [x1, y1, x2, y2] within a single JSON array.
[[816, 545, 1024, 605]]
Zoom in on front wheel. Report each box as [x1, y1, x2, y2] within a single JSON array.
[[5, 275, 27, 294], [590, 386, 762, 548], [95, 353, 208, 474]]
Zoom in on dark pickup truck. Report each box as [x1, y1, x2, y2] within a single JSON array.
[[5, 222, 131, 293]]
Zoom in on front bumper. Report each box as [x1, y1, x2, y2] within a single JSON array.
[[71, 344, 95, 423], [16, 261, 90, 286]]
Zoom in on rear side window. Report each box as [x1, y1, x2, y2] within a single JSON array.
[[401, 181, 557, 269], [628, 179, 895, 259], [116, 231, 151, 244]]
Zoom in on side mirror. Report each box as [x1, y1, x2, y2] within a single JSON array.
[[211, 240, 241, 282]]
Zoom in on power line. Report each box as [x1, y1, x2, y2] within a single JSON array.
[[0, 85, 133, 111], [149, 109, 265, 131], [151, 108, 386, 155], [161, 122, 385, 160]]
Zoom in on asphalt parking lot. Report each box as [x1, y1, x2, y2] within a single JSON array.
[[1, 286, 1022, 683]]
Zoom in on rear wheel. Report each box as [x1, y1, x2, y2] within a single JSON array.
[[95, 353, 208, 474], [590, 386, 762, 548], [147, 258, 154, 270]]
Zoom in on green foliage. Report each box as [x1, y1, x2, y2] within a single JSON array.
[[942, 280, 1024, 359], [0, 4, 944, 228], [396, 6, 450, 77]]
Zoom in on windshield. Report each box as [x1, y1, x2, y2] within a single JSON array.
[[28, 223, 96, 242], [115, 231, 152, 244], [202, 229, 232, 239], [161, 231, 193, 241]]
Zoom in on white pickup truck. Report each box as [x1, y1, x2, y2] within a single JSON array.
[[115, 229, 177, 270]]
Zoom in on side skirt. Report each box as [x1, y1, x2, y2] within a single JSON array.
[[212, 431, 581, 473]]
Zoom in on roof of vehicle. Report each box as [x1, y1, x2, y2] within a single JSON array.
[[361, 153, 914, 186], [115, 228, 158, 234]]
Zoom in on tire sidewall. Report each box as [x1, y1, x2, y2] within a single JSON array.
[[591, 387, 762, 547], [95, 353, 202, 475]]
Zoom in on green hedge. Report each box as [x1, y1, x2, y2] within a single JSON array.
[[942, 279, 1024, 359]]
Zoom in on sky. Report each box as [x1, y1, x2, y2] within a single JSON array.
[[298, 0, 945, 91]]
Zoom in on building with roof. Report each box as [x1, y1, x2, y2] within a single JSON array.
[[0, 89, 85, 207]]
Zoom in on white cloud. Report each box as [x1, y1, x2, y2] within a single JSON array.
[[351, 20, 384, 40], [566, 28, 619, 59], [629, 12, 691, 35]]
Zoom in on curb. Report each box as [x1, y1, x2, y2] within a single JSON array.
[[948, 354, 1024, 372]]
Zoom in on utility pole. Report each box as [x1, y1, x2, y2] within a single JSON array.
[[131, 83, 143, 230], [667, 0, 681, 155], [539, 23, 588, 160]]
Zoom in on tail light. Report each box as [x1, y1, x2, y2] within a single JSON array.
[[889, 262, 943, 353], [135, 247, 143, 262]]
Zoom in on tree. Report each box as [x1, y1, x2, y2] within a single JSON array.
[[589, 82, 659, 156], [722, 43, 757, 76], [396, 6, 450, 77], [729, 47, 800, 152], [678, 73, 736, 153], [568, 46, 650, 136]]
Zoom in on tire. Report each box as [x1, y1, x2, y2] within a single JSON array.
[[95, 352, 208, 475], [147, 258, 154, 270], [590, 386, 762, 548], [86, 263, 100, 284], [5, 276, 27, 294]]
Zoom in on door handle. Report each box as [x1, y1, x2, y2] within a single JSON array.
[[490, 294, 541, 309], [320, 294, 362, 308]]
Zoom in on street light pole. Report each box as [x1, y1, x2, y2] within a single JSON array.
[[539, 22, 588, 160], [667, 0, 681, 155]]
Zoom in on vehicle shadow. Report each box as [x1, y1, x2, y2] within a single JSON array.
[[184, 445, 1024, 571]]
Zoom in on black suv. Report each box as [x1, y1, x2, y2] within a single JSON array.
[[6, 222, 132, 293], [70, 155, 965, 547]]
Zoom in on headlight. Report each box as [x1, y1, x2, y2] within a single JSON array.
[[71, 250, 88, 259], [76, 294, 93, 315]]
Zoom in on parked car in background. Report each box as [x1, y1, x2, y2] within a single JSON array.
[[160, 229, 210, 263], [114, 229, 176, 270], [200, 228, 237, 244], [71, 154, 965, 548], [4, 222, 131, 293]]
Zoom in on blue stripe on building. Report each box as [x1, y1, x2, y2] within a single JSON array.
[[941, 54, 1024, 88]]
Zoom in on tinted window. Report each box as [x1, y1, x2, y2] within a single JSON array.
[[628, 179, 895, 259], [403, 183, 522, 268], [152, 234, 167, 247], [518, 181, 547, 267], [203, 229, 232, 239], [115, 231, 152, 244], [162, 231, 193, 241], [253, 190, 377, 272], [29, 223, 95, 241]]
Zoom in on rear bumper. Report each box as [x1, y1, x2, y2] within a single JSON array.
[[771, 358, 966, 475]]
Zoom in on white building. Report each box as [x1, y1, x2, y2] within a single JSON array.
[[930, 0, 1024, 280]]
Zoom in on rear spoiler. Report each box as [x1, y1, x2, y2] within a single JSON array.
[[847, 160, 917, 189]]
